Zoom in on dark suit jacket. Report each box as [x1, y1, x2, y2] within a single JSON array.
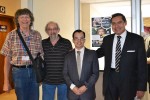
[[96, 31, 147, 98], [63, 48, 99, 100]]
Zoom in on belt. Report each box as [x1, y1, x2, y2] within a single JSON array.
[[12, 65, 33, 68], [110, 68, 119, 72]]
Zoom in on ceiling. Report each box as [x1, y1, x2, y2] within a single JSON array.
[[80, 0, 150, 4], [80, 0, 130, 3]]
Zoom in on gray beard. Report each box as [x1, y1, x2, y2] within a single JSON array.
[[50, 34, 58, 41]]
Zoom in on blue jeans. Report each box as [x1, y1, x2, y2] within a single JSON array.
[[12, 67, 39, 100], [42, 83, 68, 100]]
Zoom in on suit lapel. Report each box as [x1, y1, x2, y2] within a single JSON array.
[[80, 48, 88, 80], [107, 35, 115, 67], [121, 32, 130, 57], [72, 49, 80, 79]]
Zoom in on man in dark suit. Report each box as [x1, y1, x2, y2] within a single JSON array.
[[96, 13, 147, 100], [63, 29, 99, 100]]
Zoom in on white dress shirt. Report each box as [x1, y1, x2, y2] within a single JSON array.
[[70, 47, 85, 89], [111, 31, 127, 68]]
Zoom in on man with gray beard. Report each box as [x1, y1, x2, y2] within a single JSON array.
[[42, 21, 72, 100]]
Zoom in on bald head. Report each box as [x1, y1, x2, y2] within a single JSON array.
[[45, 21, 60, 33]]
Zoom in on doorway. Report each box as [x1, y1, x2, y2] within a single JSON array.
[[0, 14, 15, 93]]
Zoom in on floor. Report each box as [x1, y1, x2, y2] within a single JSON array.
[[0, 72, 149, 100], [0, 89, 16, 100]]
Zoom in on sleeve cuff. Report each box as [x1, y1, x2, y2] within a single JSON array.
[[70, 83, 76, 90]]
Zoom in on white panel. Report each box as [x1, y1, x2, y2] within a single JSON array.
[[75, 0, 80, 29]]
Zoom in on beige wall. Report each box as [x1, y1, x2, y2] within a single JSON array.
[[32, 1, 74, 99], [33, 0, 92, 49], [144, 18, 150, 27], [33, 0, 74, 44], [0, 0, 90, 47], [81, 3, 90, 48], [0, 0, 20, 16]]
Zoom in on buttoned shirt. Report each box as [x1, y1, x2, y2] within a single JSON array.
[[75, 47, 84, 70], [1, 29, 43, 66], [111, 30, 127, 68], [70, 47, 85, 89]]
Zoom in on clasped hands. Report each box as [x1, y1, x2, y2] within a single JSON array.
[[72, 85, 87, 95]]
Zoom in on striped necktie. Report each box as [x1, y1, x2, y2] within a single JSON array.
[[115, 36, 121, 72]]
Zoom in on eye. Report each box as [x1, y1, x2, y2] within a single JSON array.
[[74, 37, 85, 41], [47, 28, 58, 31]]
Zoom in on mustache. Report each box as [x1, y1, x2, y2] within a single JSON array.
[[49, 34, 58, 40]]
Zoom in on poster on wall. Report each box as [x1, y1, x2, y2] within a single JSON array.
[[91, 17, 111, 71], [91, 17, 111, 47]]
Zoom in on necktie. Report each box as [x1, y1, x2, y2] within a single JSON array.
[[115, 36, 121, 72], [77, 51, 81, 78]]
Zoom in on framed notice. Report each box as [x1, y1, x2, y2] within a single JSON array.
[[91, 17, 111, 47]]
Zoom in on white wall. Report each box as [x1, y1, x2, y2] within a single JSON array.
[[90, 1, 132, 36]]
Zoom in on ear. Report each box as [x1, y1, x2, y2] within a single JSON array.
[[57, 29, 60, 33], [72, 39, 74, 43], [125, 22, 127, 26], [83, 39, 86, 43]]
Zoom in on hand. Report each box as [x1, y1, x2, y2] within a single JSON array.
[[147, 58, 150, 64], [3, 82, 12, 93], [78, 85, 87, 95], [136, 91, 145, 99], [72, 86, 80, 95]]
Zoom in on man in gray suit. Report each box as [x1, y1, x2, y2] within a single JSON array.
[[63, 29, 99, 100]]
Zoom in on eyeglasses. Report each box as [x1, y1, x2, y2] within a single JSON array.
[[112, 21, 124, 26], [46, 28, 58, 31], [74, 37, 85, 41]]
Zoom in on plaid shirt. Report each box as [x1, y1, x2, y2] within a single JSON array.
[[1, 29, 43, 66]]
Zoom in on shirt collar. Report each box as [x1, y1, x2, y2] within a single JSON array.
[[75, 47, 85, 53], [115, 30, 127, 39], [21, 29, 34, 37]]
